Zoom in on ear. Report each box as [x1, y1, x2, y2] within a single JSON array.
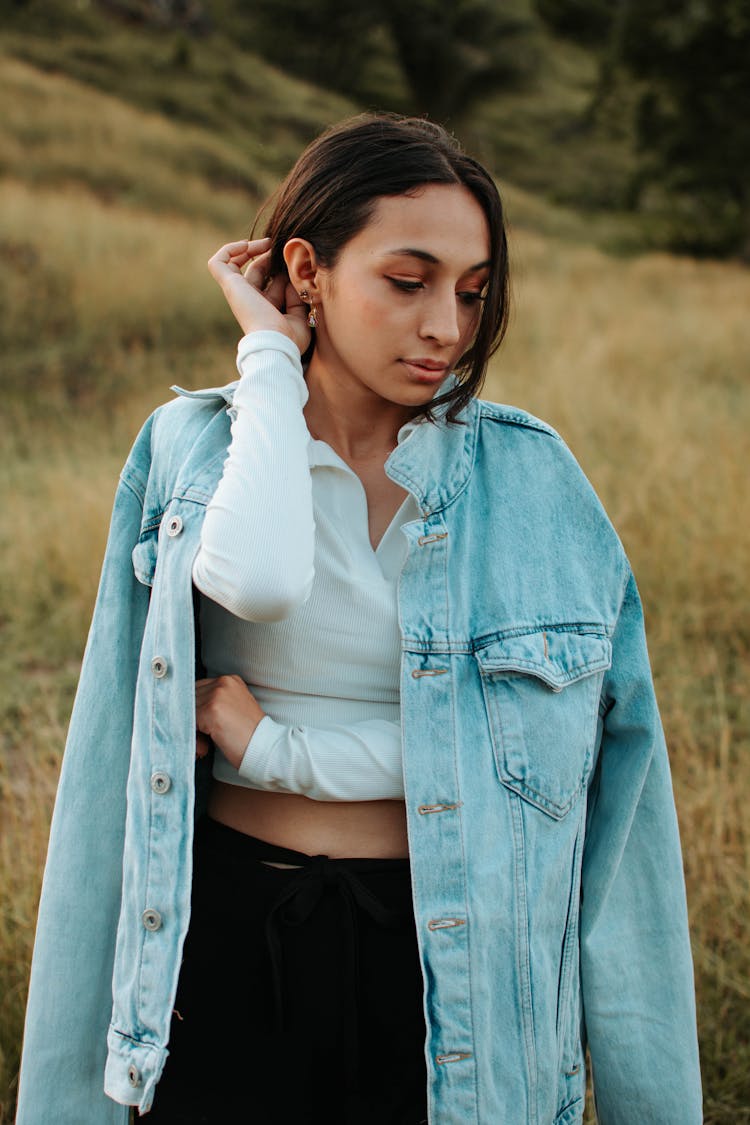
[[283, 238, 322, 298]]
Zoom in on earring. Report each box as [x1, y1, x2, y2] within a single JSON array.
[[299, 289, 318, 328]]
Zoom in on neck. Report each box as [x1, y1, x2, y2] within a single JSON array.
[[303, 348, 418, 462]]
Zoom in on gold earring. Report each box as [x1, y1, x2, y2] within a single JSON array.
[[300, 289, 317, 328]]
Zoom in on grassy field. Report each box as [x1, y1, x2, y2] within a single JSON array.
[[1, 39, 749, 1125]]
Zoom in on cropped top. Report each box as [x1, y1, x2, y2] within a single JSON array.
[[192, 330, 423, 801]]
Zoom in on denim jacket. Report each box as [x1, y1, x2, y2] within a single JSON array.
[[17, 376, 702, 1124]]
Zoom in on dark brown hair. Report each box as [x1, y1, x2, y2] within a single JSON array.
[[256, 113, 510, 423]]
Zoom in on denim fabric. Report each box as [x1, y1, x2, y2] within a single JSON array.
[[17, 378, 702, 1124]]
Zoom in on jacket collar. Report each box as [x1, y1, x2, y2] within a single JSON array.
[[170, 374, 480, 518], [171, 382, 237, 404], [385, 379, 479, 518]]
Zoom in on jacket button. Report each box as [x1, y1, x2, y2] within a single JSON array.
[[151, 656, 168, 678], [166, 515, 183, 537], [127, 1064, 141, 1087], [151, 771, 171, 794], [142, 908, 163, 932]]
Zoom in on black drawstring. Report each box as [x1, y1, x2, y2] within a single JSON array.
[[263, 854, 408, 1095]]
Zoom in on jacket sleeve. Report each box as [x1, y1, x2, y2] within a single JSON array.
[[580, 570, 703, 1123], [16, 462, 150, 1125]]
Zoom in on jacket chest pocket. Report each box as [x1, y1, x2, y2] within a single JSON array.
[[132, 527, 159, 587], [476, 630, 612, 819]]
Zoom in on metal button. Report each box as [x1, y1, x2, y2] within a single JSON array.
[[142, 908, 163, 932], [127, 1064, 141, 1087], [151, 656, 168, 679], [151, 771, 171, 795], [428, 917, 466, 931], [436, 1051, 472, 1065], [166, 515, 183, 537]]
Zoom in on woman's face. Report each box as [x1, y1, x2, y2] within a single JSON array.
[[308, 183, 491, 410]]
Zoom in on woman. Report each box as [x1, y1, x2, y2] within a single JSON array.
[[17, 114, 702, 1124]]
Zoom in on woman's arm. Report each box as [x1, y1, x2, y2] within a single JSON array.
[[195, 675, 403, 801], [238, 716, 404, 801], [192, 330, 315, 621], [193, 237, 316, 621]]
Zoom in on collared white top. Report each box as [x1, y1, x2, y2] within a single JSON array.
[[193, 330, 422, 799]]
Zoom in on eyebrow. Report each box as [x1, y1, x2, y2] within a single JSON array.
[[385, 247, 492, 271]]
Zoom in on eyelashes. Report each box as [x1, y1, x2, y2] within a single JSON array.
[[387, 278, 423, 292], [386, 277, 486, 304]]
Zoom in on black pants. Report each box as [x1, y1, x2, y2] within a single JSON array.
[[146, 817, 428, 1124]]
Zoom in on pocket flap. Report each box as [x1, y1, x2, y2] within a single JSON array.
[[132, 535, 158, 587], [476, 631, 612, 691]]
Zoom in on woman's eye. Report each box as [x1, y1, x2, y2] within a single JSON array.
[[386, 277, 424, 292], [458, 291, 486, 305]]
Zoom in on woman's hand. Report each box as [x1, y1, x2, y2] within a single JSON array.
[[207, 237, 310, 353], [195, 675, 266, 768]]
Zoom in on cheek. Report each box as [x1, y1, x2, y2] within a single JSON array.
[[333, 287, 399, 335]]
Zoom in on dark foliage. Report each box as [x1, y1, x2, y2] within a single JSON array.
[[536, 0, 750, 256]]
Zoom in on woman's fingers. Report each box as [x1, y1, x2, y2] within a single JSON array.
[[206, 237, 311, 348], [207, 237, 271, 282], [193, 675, 266, 769]]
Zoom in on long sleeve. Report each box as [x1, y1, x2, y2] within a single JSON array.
[[580, 571, 702, 1123], [17, 455, 151, 1125], [235, 716, 404, 801], [192, 330, 315, 622]]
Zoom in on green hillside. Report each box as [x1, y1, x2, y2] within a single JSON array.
[[0, 0, 642, 237]]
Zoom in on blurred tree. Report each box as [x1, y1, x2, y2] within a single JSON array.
[[621, 0, 750, 256], [535, 0, 750, 255], [99, 0, 209, 31], [376, 0, 537, 122], [533, 0, 611, 43], [243, 0, 382, 98], [243, 0, 537, 122]]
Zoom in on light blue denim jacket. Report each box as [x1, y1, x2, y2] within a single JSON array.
[[17, 373, 702, 1124]]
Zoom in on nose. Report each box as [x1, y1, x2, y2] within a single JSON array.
[[418, 287, 461, 348]]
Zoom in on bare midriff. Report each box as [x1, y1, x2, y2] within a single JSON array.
[[208, 780, 410, 860]]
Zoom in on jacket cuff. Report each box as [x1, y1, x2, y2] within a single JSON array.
[[104, 1025, 168, 1114]]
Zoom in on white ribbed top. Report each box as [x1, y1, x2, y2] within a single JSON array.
[[192, 331, 423, 801]]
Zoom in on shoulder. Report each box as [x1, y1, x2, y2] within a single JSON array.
[[470, 395, 626, 557], [119, 383, 235, 504], [475, 397, 562, 441]]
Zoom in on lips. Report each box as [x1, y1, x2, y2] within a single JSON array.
[[401, 358, 448, 372], [399, 358, 450, 384]]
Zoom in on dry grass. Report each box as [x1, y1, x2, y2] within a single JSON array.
[[0, 174, 252, 401]]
